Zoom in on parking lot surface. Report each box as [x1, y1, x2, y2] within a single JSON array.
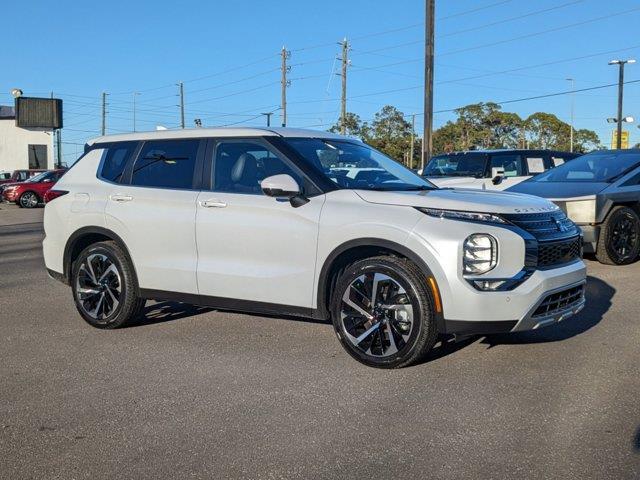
[[1, 204, 639, 479]]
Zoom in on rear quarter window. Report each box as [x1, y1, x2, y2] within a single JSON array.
[[99, 142, 138, 183]]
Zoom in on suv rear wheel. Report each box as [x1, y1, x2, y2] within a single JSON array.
[[331, 256, 438, 368], [71, 241, 146, 328], [596, 206, 640, 265]]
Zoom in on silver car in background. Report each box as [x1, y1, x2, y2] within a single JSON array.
[[509, 149, 640, 265]]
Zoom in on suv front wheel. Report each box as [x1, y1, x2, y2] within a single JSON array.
[[331, 256, 438, 368], [71, 241, 146, 329]]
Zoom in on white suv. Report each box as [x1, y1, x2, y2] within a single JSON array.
[[43, 128, 587, 368]]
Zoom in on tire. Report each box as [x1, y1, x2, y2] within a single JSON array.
[[330, 255, 438, 368], [19, 191, 39, 208], [71, 241, 146, 329], [595, 206, 640, 265]]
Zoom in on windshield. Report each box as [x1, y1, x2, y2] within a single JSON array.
[[423, 154, 486, 177], [284, 138, 435, 191], [531, 151, 640, 183], [25, 171, 52, 183]]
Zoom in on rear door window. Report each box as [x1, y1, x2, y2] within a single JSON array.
[[132, 139, 200, 189]]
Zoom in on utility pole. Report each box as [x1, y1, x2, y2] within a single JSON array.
[[566, 78, 574, 152], [133, 92, 140, 132], [178, 82, 185, 129], [50, 92, 62, 168], [262, 112, 273, 127], [422, 0, 435, 170], [410, 114, 416, 169], [281, 47, 291, 127], [338, 38, 350, 135], [101, 92, 108, 136]]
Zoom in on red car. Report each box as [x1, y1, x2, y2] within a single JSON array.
[[2, 169, 66, 208], [0, 169, 47, 185]]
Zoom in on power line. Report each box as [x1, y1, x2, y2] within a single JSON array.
[[354, 6, 640, 58]]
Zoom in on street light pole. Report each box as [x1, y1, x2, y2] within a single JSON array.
[[262, 112, 273, 127], [609, 59, 635, 149]]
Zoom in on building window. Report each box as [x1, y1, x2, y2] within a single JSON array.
[[28, 144, 48, 169]]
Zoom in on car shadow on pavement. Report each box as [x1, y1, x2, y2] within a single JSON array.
[[130, 301, 331, 328], [131, 301, 215, 327], [481, 275, 614, 347], [635, 426, 640, 452]]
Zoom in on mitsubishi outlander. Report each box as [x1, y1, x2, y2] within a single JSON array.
[[43, 128, 587, 368]]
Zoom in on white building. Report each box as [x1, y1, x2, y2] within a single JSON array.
[[0, 105, 54, 172]]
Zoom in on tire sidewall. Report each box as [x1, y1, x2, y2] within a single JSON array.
[[331, 259, 433, 368], [20, 192, 37, 208], [604, 207, 640, 265], [71, 243, 133, 329]]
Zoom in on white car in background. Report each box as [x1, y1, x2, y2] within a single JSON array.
[[43, 128, 586, 368], [423, 149, 580, 191]]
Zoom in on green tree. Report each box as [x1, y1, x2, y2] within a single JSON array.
[[525, 112, 601, 152], [435, 102, 523, 152], [329, 112, 369, 138], [367, 105, 414, 162]]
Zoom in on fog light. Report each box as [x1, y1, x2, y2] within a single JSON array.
[[463, 234, 497, 275]]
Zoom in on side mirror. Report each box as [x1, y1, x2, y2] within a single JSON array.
[[261, 174, 309, 207], [491, 167, 505, 185]]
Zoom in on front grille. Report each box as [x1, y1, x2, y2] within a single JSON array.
[[502, 211, 580, 242], [532, 284, 584, 318], [538, 236, 582, 268]]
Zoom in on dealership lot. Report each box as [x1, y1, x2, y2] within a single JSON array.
[[1, 204, 639, 479]]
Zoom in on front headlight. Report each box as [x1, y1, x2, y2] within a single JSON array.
[[463, 234, 498, 275], [564, 199, 596, 224], [416, 207, 507, 224]]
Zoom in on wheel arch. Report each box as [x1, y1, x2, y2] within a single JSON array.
[[19, 189, 40, 202], [63, 226, 136, 284], [316, 238, 444, 330]]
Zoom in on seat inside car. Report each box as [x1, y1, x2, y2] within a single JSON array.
[[230, 152, 260, 193]]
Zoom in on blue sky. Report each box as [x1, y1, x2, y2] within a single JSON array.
[[2, 0, 639, 163]]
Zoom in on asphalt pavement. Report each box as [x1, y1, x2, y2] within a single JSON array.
[[1, 204, 639, 479]]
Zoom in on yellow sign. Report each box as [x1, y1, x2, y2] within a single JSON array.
[[611, 130, 629, 149]]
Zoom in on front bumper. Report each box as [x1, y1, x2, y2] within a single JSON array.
[[443, 263, 587, 335], [3, 190, 18, 202]]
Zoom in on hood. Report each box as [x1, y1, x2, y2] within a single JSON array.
[[507, 181, 609, 199], [425, 176, 480, 188], [0, 182, 21, 188], [354, 188, 558, 214]]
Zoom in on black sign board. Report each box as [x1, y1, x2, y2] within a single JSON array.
[[15, 97, 63, 129]]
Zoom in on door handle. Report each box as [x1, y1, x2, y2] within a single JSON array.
[[200, 199, 227, 208], [110, 194, 133, 202]]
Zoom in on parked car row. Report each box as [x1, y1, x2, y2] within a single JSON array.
[[1, 169, 66, 208], [422, 149, 580, 190]]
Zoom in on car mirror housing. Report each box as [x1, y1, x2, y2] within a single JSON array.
[[261, 174, 300, 198], [261, 174, 309, 207], [491, 167, 505, 185]]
